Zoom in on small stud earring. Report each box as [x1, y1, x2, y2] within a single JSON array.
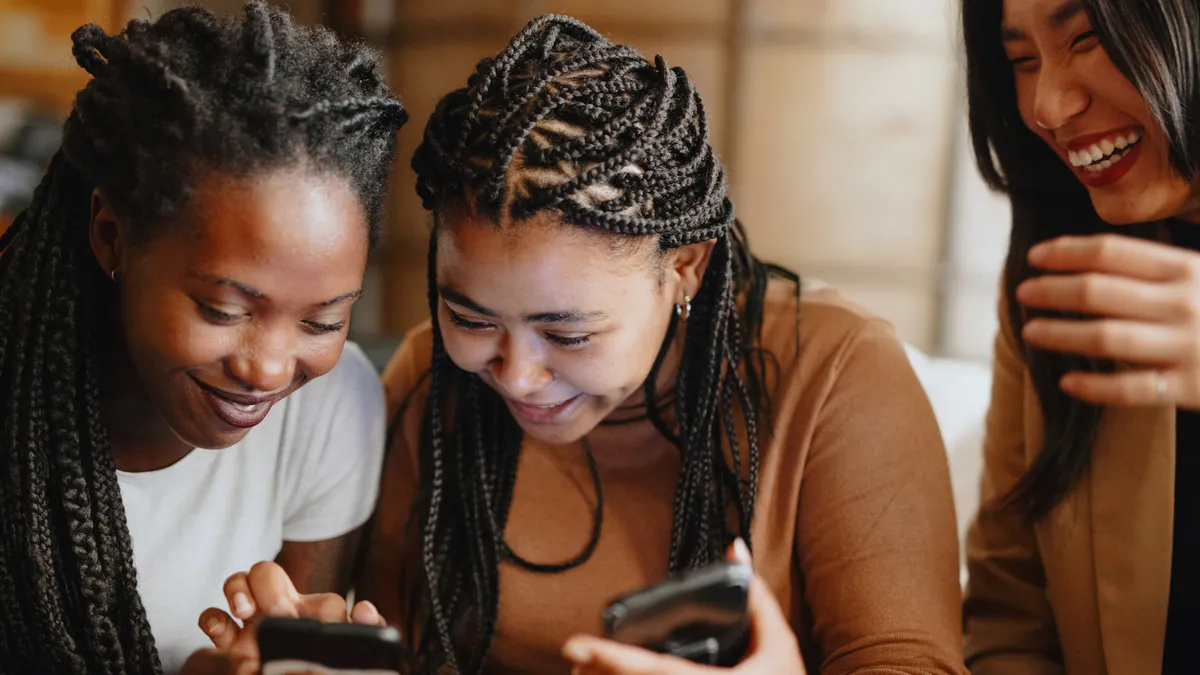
[[675, 294, 691, 322]]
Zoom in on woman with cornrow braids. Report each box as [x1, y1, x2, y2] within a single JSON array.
[[0, 2, 407, 673], [216, 14, 968, 675]]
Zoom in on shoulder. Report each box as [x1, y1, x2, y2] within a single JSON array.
[[759, 279, 902, 375], [382, 321, 435, 417]]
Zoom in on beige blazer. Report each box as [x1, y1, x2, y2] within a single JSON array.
[[963, 294, 1174, 675]]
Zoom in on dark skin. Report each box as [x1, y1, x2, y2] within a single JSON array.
[[88, 167, 371, 597]]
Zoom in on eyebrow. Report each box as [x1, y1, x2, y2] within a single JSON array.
[[1001, 0, 1084, 42], [438, 285, 609, 324], [190, 271, 362, 307]]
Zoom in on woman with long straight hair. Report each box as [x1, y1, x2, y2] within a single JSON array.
[[962, 0, 1200, 672]]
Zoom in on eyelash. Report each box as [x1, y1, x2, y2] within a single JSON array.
[[446, 310, 592, 348], [303, 320, 347, 334], [196, 302, 346, 334], [1071, 30, 1097, 48], [197, 302, 238, 324], [1008, 31, 1097, 68]]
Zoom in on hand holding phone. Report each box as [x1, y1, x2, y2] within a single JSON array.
[[565, 539, 807, 675], [602, 561, 753, 666]]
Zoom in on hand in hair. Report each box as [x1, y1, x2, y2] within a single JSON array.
[[1017, 233, 1200, 409], [560, 541, 806, 675], [185, 561, 385, 674]]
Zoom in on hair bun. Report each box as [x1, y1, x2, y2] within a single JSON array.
[[71, 24, 111, 78]]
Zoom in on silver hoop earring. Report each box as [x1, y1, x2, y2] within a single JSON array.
[[110, 268, 118, 283], [675, 294, 691, 322]]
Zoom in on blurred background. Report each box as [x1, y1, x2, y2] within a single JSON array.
[[0, 0, 1012, 360], [0, 0, 1003, 568]]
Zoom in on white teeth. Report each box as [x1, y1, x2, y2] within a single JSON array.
[[1067, 131, 1143, 170]]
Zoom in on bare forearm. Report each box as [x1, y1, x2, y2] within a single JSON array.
[[277, 526, 365, 595]]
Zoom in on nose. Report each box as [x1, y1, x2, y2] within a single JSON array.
[[490, 333, 552, 400], [226, 325, 296, 393], [1032, 63, 1090, 131]]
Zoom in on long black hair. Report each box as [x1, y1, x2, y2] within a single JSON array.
[[402, 15, 797, 674], [963, 0, 1200, 519], [0, 3, 405, 672]]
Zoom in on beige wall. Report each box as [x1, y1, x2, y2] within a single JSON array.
[[376, 0, 969, 352]]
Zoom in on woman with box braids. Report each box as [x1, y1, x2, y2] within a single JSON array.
[[403, 15, 793, 673], [0, 2, 405, 673]]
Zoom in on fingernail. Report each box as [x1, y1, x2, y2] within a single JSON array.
[[204, 617, 222, 635], [1028, 243, 1048, 262], [363, 601, 380, 623], [233, 593, 253, 618], [563, 640, 592, 665], [733, 537, 752, 565]]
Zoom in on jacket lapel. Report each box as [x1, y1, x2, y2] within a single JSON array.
[[1090, 403, 1174, 674]]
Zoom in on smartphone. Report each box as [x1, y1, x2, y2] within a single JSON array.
[[257, 617, 405, 675], [601, 561, 752, 667]]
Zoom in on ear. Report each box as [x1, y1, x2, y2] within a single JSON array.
[[88, 189, 123, 279], [668, 239, 717, 301]]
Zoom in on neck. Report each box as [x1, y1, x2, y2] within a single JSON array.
[[102, 323, 193, 473]]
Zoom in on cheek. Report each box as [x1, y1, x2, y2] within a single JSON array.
[[121, 288, 234, 373], [438, 319, 496, 373], [1010, 70, 1043, 133], [295, 336, 349, 380], [562, 320, 672, 397]]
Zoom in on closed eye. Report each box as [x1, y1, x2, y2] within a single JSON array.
[[447, 309, 495, 332], [1070, 30, 1098, 49], [195, 301, 241, 325], [1008, 54, 1038, 71], [544, 333, 592, 348], [302, 319, 347, 334]]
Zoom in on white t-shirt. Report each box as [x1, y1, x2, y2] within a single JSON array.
[[118, 343, 386, 674]]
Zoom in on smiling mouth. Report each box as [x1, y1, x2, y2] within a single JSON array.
[[1067, 129, 1143, 173], [191, 377, 287, 430], [504, 393, 584, 426]]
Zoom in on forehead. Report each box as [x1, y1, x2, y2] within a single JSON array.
[[1003, 0, 1085, 30], [160, 169, 369, 291], [436, 212, 660, 312]]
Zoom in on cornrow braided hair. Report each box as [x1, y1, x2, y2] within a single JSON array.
[[0, 3, 405, 672], [406, 15, 797, 674]]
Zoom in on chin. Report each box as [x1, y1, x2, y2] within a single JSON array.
[[1090, 193, 1182, 225], [516, 421, 589, 447], [173, 422, 251, 451]]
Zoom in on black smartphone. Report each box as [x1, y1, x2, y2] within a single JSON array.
[[601, 561, 752, 667], [257, 617, 404, 675]]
